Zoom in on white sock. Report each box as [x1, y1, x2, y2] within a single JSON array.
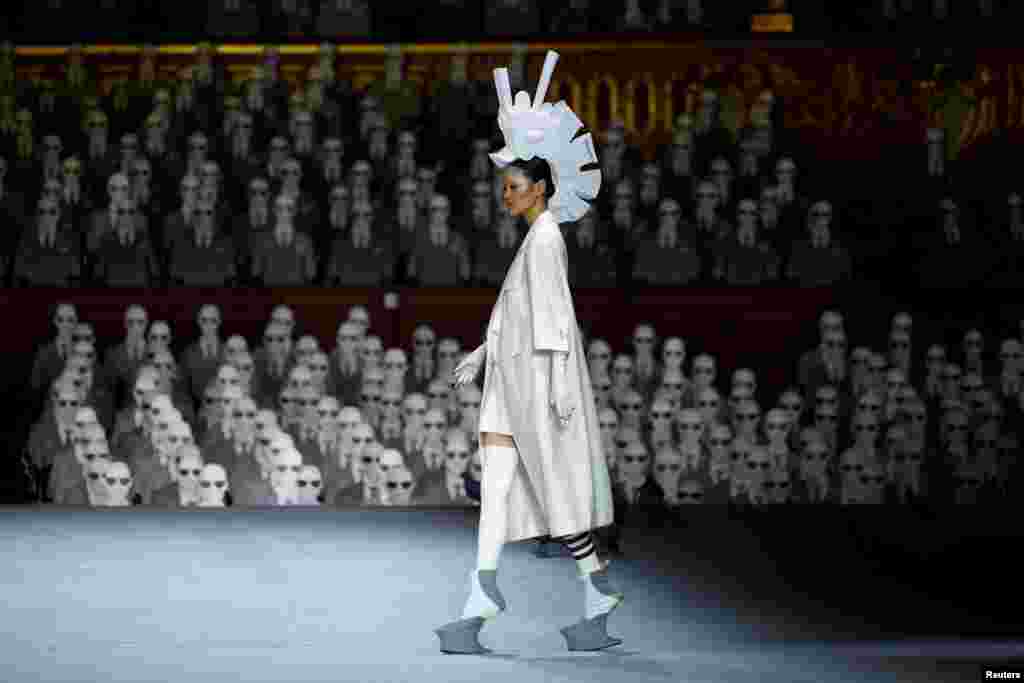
[[461, 569, 500, 620], [583, 573, 622, 619], [475, 443, 518, 571], [577, 553, 602, 575], [462, 442, 518, 619]]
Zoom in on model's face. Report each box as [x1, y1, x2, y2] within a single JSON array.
[[502, 168, 544, 218]]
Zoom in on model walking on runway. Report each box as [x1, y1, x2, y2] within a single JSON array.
[[434, 50, 623, 654]]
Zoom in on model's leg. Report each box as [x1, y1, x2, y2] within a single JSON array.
[[556, 531, 602, 578], [554, 529, 625, 651], [436, 431, 518, 654], [472, 431, 518, 573], [460, 432, 517, 619]]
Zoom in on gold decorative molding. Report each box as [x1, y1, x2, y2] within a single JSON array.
[[8, 43, 1022, 160], [14, 42, 692, 58]]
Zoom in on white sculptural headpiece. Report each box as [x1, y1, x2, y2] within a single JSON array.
[[489, 50, 601, 223]]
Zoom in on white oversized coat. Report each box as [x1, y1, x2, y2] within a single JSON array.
[[478, 209, 614, 542]]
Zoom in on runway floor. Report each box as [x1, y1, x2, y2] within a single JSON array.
[[0, 507, 1019, 683]]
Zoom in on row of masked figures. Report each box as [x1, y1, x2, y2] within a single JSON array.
[[27, 301, 479, 451], [26, 302, 491, 506], [24, 301, 1022, 508], [32, 381, 485, 507], [592, 312, 1021, 507], [599, 382, 1016, 507]]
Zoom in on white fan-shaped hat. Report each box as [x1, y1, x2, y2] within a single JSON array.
[[489, 51, 601, 223]]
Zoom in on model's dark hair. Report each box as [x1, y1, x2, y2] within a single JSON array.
[[508, 157, 555, 200]]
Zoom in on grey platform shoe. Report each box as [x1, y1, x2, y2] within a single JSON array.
[[435, 569, 506, 654], [560, 564, 624, 651]]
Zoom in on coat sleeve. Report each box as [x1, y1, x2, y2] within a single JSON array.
[[526, 227, 572, 354]]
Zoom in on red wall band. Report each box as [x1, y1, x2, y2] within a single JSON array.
[[0, 288, 836, 391]]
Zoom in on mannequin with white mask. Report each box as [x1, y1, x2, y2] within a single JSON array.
[[270, 446, 304, 506], [319, 138, 346, 196], [632, 198, 701, 285], [13, 197, 82, 286], [84, 455, 114, 506], [473, 213, 520, 286], [160, 173, 201, 258], [196, 464, 230, 507], [408, 193, 470, 286], [251, 194, 317, 286], [327, 200, 391, 286], [296, 465, 324, 505], [98, 461, 136, 506], [51, 422, 106, 504]]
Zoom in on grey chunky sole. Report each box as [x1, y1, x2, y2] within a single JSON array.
[[435, 570, 505, 654], [434, 617, 491, 654], [560, 613, 623, 651]]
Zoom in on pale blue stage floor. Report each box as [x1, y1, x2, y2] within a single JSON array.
[[0, 508, 1017, 683]]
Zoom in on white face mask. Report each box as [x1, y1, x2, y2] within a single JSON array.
[[386, 469, 415, 504], [653, 456, 683, 493], [103, 464, 134, 506], [296, 465, 322, 505], [812, 226, 829, 247], [275, 223, 294, 245], [173, 453, 201, 493], [197, 467, 229, 506], [430, 221, 448, 245], [270, 451, 302, 492], [85, 458, 112, 505], [618, 448, 649, 483], [738, 225, 755, 247]]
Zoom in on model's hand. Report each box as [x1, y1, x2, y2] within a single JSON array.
[[552, 389, 576, 426], [550, 351, 575, 426], [452, 344, 485, 387]]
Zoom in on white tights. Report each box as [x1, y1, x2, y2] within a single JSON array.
[[475, 441, 519, 571]]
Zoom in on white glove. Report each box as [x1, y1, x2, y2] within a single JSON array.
[[452, 344, 485, 387], [550, 351, 575, 426]]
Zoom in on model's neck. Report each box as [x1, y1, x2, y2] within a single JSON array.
[[525, 203, 546, 227]]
